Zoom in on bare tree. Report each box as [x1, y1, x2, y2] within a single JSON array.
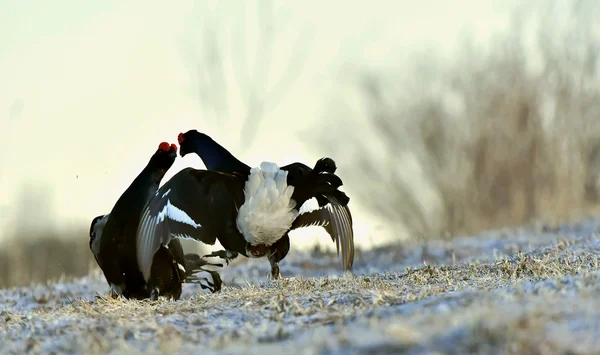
[[181, 0, 314, 148], [314, 1, 600, 240]]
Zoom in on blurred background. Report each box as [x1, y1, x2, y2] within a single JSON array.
[[1, 0, 600, 288]]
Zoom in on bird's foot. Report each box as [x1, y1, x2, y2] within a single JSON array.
[[188, 268, 223, 293], [203, 249, 238, 265], [108, 289, 120, 299]]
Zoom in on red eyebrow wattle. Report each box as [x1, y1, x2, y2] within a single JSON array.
[[158, 142, 170, 152]]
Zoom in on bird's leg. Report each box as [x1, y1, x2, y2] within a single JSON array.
[[268, 255, 281, 280], [108, 283, 124, 299], [266, 234, 290, 280], [150, 287, 160, 301], [203, 249, 239, 265]]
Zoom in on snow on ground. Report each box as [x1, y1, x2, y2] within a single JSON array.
[[2, 217, 600, 354]]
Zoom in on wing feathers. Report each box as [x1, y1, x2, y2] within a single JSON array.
[[291, 202, 354, 270], [137, 207, 162, 281], [136, 169, 236, 282]]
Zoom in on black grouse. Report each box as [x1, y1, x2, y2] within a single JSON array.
[[89, 142, 222, 300], [135, 130, 354, 281]]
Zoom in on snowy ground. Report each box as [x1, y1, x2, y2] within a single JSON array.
[[2, 218, 600, 354]]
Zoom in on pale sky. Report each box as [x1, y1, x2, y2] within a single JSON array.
[[0, 0, 516, 249]]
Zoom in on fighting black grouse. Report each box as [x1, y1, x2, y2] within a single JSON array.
[[135, 130, 354, 281], [89, 142, 222, 300]]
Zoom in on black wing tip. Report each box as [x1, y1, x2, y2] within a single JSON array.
[[314, 157, 337, 174], [328, 191, 350, 207]]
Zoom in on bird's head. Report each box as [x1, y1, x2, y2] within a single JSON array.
[[177, 129, 250, 174], [150, 141, 178, 170], [245, 243, 268, 258], [89, 214, 109, 254], [177, 129, 213, 158]]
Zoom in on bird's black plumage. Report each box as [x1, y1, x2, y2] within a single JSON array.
[[136, 169, 247, 281], [89, 142, 222, 301], [135, 130, 354, 280], [177, 130, 250, 175]]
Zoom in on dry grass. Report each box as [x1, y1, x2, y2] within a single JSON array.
[[0, 182, 100, 289], [0, 230, 96, 289], [0, 233, 211, 290], [2, 220, 600, 354]]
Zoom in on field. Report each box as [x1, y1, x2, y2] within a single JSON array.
[[3, 6, 600, 352], [2, 217, 600, 354], [3, 2, 600, 354]]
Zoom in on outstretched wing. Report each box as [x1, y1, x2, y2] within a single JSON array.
[[290, 201, 354, 270], [136, 168, 238, 281]]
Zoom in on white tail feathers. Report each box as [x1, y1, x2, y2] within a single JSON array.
[[236, 162, 298, 246]]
